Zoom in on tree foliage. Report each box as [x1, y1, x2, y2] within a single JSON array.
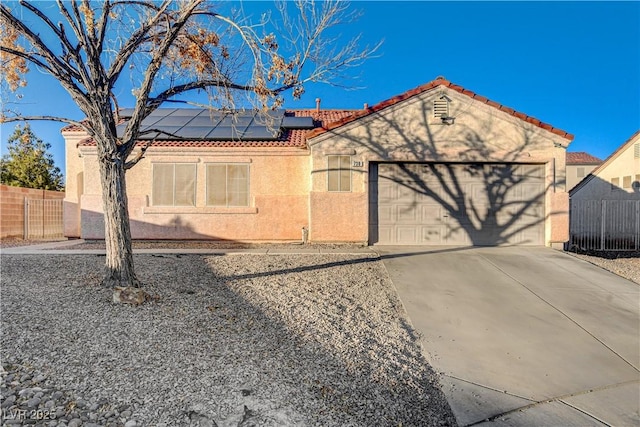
[[1, 124, 64, 190], [0, 0, 378, 290]]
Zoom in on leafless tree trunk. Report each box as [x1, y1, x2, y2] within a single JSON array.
[[98, 149, 139, 287]]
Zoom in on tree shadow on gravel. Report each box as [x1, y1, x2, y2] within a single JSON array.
[[0, 254, 457, 427], [214, 246, 477, 283]]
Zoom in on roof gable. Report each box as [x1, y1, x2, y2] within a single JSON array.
[[307, 77, 574, 141]]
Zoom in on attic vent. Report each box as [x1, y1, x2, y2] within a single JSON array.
[[433, 96, 451, 118], [635, 143, 640, 159]]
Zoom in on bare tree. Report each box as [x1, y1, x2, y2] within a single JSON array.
[[0, 0, 377, 290]]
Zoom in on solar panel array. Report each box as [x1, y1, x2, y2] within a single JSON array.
[[116, 109, 315, 141]]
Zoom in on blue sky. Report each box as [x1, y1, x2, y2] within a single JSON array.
[[1, 1, 639, 179]]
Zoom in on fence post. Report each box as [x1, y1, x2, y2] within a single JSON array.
[[634, 202, 640, 251], [600, 200, 606, 251]]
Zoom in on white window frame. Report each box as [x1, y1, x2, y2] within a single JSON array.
[[205, 163, 250, 207], [151, 163, 197, 207], [327, 155, 352, 192]]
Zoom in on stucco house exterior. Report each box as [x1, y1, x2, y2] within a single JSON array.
[[568, 131, 640, 251], [64, 77, 574, 246], [566, 152, 602, 191], [570, 131, 640, 201]]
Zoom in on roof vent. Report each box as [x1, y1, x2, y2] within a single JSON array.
[[635, 143, 640, 159], [433, 95, 451, 118]]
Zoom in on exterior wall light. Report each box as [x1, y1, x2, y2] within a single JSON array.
[[440, 115, 455, 125]]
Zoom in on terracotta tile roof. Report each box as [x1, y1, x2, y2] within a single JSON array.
[[306, 77, 574, 141], [566, 152, 602, 165], [76, 109, 357, 149]]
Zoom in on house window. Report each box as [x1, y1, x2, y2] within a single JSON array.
[[152, 163, 196, 206], [327, 155, 351, 192], [623, 175, 632, 189], [576, 167, 585, 178], [634, 175, 640, 190], [206, 164, 249, 206], [610, 177, 620, 190]]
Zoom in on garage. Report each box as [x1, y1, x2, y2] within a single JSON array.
[[369, 162, 545, 245]]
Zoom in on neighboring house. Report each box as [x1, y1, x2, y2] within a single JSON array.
[[63, 77, 574, 246], [570, 131, 640, 201], [566, 152, 602, 191], [569, 131, 640, 251]]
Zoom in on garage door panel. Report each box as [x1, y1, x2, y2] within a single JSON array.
[[378, 180, 396, 202], [396, 205, 418, 223], [445, 224, 473, 246], [422, 226, 444, 244], [377, 226, 394, 245], [372, 163, 545, 245], [396, 226, 418, 244], [421, 205, 445, 224], [378, 205, 394, 223]]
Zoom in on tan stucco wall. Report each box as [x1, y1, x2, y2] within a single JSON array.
[[62, 131, 87, 238], [566, 164, 599, 191], [74, 145, 311, 241], [309, 87, 572, 246], [572, 134, 640, 201]]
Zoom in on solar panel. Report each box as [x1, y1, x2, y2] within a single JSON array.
[[140, 115, 164, 127], [188, 116, 222, 127], [170, 109, 202, 117], [148, 108, 176, 116], [115, 108, 314, 141], [153, 114, 194, 127], [115, 123, 127, 138], [176, 126, 213, 139], [242, 126, 281, 139], [282, 116, 315, 129], [151, 126, 183, 139], [217, 115, 254, 127], [207, 126, 244, 139]]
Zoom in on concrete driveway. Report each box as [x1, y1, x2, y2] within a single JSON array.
[[376, 246, 640, 426]]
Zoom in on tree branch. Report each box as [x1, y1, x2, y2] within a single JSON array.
[[146, 79, 256, 109], [106, 0, 171, 86], [120, 0, 203, 156], [124, 140, 154, 169], [1, 115, 88, 131]]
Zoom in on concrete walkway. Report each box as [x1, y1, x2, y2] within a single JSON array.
[[0, 239, 375, 255], [376, 246, 640, 426]]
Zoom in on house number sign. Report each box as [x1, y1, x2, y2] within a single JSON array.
[[352, 160, 364, 167]]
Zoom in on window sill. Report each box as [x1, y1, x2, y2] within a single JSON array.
[[144, 206, 258, 215]]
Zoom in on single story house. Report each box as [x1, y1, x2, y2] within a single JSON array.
[[566, 152, 602, 191], [63, 77, 574, 246], [570, 130, 640, 201]]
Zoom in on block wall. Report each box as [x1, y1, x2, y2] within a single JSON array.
[[0, 185, 65, 238]]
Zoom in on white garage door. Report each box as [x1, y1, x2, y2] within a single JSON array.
[[370, 163, 545, 245]]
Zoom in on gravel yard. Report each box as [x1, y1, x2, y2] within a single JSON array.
[[1, 253, 456, 427], [568, 252, 640, 284]]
